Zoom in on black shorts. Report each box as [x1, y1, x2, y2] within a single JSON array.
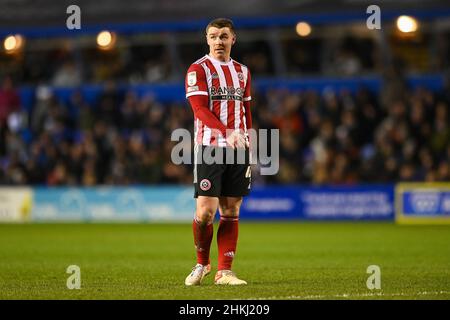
[[193, 145, 251, 198]]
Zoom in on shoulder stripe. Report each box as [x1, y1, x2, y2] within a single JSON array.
[[194, 56, 207, 65]]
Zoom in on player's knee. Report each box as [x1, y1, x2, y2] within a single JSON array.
[[196, 206, 215, 223], [220, 203, 241, 217]]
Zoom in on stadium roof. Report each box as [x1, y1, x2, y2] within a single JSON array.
[[1, 0, 449, 29]]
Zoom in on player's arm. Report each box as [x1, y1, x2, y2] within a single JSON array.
[[188, 94, 246, 148], [186, 64, 227, 138]]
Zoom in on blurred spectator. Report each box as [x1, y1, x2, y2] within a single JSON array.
[[334, 49, 362, 76], [0, 76, 21, 126], [95, 81, 122, 127], [0, 76, 22, 157], [52, 61, 82, 87], [144, 60, 170, 83]]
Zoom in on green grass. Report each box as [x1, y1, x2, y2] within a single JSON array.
[[0, 222, 449, 300]]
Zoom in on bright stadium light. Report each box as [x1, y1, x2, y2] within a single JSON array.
[[296, 22, 311, 37], [96, 31, 116, 49], [396, 15, 418, 33], [3, 34, 24, 53]]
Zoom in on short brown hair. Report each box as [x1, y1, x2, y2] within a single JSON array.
[[205, 18, 236, 35]]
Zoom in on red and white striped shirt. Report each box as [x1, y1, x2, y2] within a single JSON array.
[[185, 54, 252, 147]]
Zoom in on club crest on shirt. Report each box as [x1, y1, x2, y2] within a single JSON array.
[[211, 72, 219, 79], [187, 71, 197, 86], [237, 72, 244, 82]]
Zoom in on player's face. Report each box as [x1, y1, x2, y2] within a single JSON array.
[[206, 27, 235, 62]]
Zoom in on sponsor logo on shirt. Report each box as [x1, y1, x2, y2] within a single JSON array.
[[210, 86, 244, 101]]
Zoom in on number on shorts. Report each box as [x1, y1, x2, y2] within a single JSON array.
[[245, 166, 251, 178]]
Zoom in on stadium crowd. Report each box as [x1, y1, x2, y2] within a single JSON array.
[[1, 70, 449, 186], [0, 34, 427, 86]]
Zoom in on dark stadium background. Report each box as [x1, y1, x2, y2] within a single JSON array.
[[1, 0, 450, 186], [0, 0, 449, 301]]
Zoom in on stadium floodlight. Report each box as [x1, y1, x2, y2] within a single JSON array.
[[296, 22, 311, 37], [3, 34, 24, 53], [396, 15, 418, 33], [96, 30, 116, 49]]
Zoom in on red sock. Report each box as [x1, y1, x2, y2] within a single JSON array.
[[217, 216, 239, 271], [192, 218, 213, 265]]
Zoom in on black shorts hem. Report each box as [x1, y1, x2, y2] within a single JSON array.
[[219, 192, 250, 198], [194, 191, 221, 198], [194, 191, 251, 198]]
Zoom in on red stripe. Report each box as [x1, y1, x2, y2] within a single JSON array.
[[203, 59, 221, 145], [203, 59, 220, 116], [221, 65, 235, 130], [232, 62, 246, 132]]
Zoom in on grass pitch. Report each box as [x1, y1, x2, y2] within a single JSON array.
[[0, 222, 449, 300]]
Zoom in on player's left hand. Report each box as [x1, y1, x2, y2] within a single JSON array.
[[226, 129, 247, 149]]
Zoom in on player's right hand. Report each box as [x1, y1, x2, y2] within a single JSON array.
[[226, 129, 248, 149]]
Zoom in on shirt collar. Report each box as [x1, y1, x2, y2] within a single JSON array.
[[206, 54, 233, 66]]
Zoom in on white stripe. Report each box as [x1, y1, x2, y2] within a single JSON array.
[[186, 91, 208, 98], [244, 290, 450, 300], [194, 55, 208, 65], [243, 96, 252, 101], [202, 127, 212, 145], [194, 118, 199, 145], [242, 111, 247, 133], [242, 65, 249, 87], [214, 63, 228, 147], [229, 64, 241, 130], [193, 144, 199, 183]]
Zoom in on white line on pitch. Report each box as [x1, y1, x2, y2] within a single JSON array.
[[244, 290, 450, 300]]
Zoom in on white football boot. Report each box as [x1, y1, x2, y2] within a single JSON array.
[[184, 263, 211, 286], [214, 270, 247, 285]]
